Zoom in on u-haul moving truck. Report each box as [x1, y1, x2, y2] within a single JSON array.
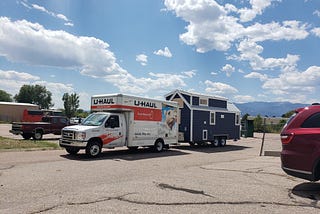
[[59, 94, 178, 157]]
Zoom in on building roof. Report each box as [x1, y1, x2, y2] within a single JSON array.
[[0, 102, 38, 107]]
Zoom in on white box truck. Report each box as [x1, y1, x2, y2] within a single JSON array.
[[59, 94, 178, 157]]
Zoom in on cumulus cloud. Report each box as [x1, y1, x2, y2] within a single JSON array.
[[233, 95, 255, 103], [244, 72, 268, 81], [262, 66, 320, 101], [238, 0, 279, 22], [0, 17, 189, 99], [154, 47, 172, 58], [182, 70, 196, 78], [221, 64, 235, 77], [311, 28, 320, 37], [164, 0, 308, 53], [136, 54, 148, 66], [204, 80, 238, 96]]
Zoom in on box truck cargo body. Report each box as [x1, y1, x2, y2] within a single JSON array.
[[165, 90, 241, 146], [59, 94, 178, 157]]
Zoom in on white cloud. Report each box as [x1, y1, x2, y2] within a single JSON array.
[[313, 10, 320, 17], [164, 0, 308, 53], [136, 54, 148, 66], [233, 95, 255, 103], [311, 28, 320, 37], [221, 64, 235, 77], [0, 18, 189, 98], [262, 66, 320, 100], [244, 72, 268, 81], [238, 0, 279, 22], [154, 47, 172, 58], [204, 80, 238, 96], [182, 70, 196, 78], [233, 39, 300, 71], [23, 1, 74, 26]]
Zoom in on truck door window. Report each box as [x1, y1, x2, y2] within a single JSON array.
[[105, 115, 120, 128]]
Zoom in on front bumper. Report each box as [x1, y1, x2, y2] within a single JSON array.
[[59, 139, 88, 148], [10, 130, 23, 135]]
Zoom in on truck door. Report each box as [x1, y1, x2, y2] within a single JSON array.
[[102, 115, 125, 147]]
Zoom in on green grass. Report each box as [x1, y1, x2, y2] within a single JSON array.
[[0, 136, 60, 151]]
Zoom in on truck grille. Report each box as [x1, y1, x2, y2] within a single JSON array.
[[12, 124, 22, 131], [62, 130, 74, 140]]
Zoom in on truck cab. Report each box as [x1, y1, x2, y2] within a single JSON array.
[[60, 112, 128, 157]]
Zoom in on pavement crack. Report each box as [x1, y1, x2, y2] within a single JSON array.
[[157, 183, 215, 198], [0, 165, 15, 170]]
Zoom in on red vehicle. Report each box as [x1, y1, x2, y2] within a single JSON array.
[[281, 104, 320, 181], [10, 116, 69, 140], [22, 109, 63, 122]]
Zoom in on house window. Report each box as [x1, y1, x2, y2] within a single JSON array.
[[199, 98, 208, 106], [235, 114, 240, 125], [203, 130, 208, 140], [210, 112, 215, 125]]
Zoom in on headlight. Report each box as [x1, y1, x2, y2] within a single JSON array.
[[75, 132, 86, 140]]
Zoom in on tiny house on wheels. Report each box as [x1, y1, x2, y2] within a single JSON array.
[[165, 90, 241, 146]]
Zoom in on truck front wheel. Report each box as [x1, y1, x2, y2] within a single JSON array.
[[33, 131, 43, 140], [86, 141, 102, 157], [66, 147, 80, 155]]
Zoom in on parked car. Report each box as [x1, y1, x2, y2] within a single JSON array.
[[10, 116, 69, 140], [281, 104, 320, 181]]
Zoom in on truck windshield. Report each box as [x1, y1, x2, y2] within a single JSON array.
[[81, 113, 108, 126]]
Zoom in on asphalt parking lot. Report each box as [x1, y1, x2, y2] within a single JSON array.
[[0, 124, 319, 213]]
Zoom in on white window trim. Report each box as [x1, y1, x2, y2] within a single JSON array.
[[203, 130, 208, 140], [235, 113, 240, 125], [210, 111, 216, 125], [199, 97, 208, 106]]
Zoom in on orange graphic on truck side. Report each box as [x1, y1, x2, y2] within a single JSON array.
[[100, 134, 123, 145]]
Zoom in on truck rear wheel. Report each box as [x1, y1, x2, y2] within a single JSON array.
[[154, 139, 164, 152], [66, 147, 80, 155], [86, 141, 102, 157], [33, 131, 43, 140]]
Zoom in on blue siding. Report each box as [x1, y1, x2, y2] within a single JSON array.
[[179, 104, 191, 141], [209, 99, 227, 108], [192, 96, 199, 105], [181, 93, 191, 104], [192, 110, 240, 141]]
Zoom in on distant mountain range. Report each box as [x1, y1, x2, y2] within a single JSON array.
[[236, 102, 308, 117]]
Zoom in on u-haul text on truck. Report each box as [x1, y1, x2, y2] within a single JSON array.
[[59, 94, 178, 157]]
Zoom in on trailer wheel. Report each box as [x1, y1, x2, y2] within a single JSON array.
[[154, 139, 164, 152], [66, 147, 80, 155], [86, 141, 101, 157], [220, 138, 227, 147], [22, 133, 32, 140], [212, 138, 219, 147], [33, 131, 43, 140]]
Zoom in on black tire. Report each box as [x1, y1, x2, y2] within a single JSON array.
[[220, 138, 227, 147], [212, 138, 219, 147], [154, 139, 164, 152], [66, 147, 80, 155], [22, 133, 32, 140], [33, 131, 43, 140], [86, 141, 102, 157]]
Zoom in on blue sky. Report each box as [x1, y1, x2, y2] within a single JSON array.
[[0, 0, 319, 110]]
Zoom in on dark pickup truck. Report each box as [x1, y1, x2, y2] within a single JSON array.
[[10, 116, 69, 140]]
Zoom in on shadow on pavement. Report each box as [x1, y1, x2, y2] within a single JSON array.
[[292, 182, 320, 200], [60, 147, 189, 161], [172, 143, 251, 154]]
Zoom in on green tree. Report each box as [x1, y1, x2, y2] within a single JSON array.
[[254, 114, 264, 132], [0, 89, 13, 102], [282, 110, 295, 118], [62, 93, 80, 118], [14, 85, 53, 109]]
